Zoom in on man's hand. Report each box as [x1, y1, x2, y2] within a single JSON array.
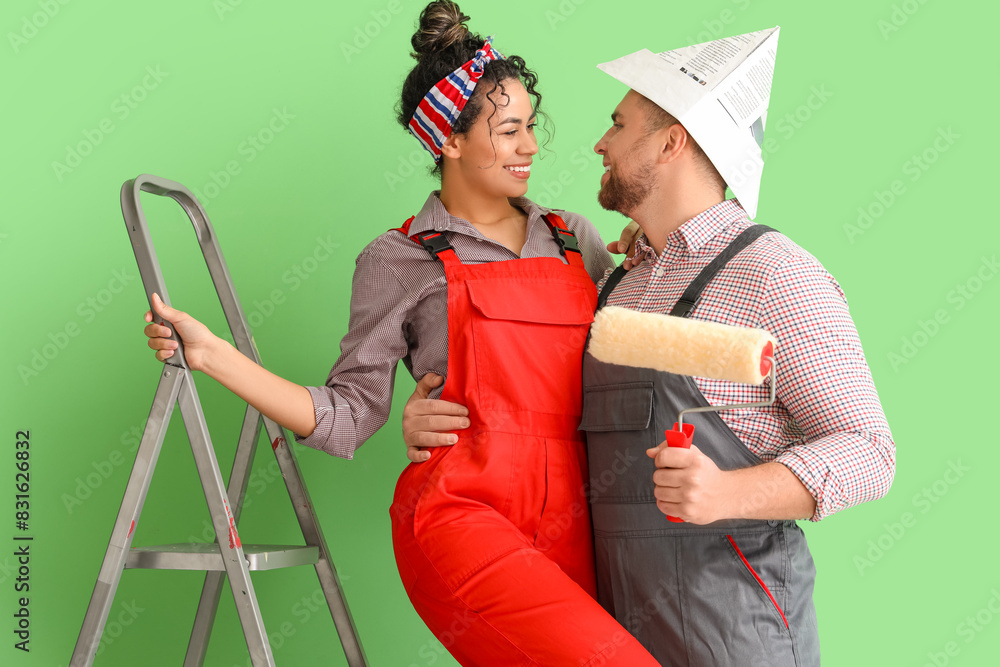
[[647, 441, 818, 523], [402, 373, 470, 463], [606, 220, 644, 270], [647, 443, 735, 525]]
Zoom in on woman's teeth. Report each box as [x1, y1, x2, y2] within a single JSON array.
[[505, 165, 530, 173]]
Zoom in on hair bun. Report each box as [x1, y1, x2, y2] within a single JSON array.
[[411, 1, 471, 58]]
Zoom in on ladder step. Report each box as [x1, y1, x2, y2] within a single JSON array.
[[126, 544, 319, 572]]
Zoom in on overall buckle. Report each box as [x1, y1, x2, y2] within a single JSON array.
[[552, 227, 580, 256], [416, 231, 453, 258]]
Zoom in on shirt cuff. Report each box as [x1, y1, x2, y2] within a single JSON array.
[[294, 386, 358, 460], [775, 446, 841, 522]]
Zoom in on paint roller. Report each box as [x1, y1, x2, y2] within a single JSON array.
[[588, 305, 777, 522]]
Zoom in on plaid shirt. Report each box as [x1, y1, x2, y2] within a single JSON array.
[[602, 199, 895, 521], [296, 192, 614, 460]]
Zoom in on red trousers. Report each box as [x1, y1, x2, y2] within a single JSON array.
[[389, 217, 658, 666]]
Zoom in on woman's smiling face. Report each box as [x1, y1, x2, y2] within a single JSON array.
[[443, 78, 539, 198]]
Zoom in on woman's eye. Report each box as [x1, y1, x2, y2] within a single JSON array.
[[505, 129, 518, 136], [527, 123, 537, 131]]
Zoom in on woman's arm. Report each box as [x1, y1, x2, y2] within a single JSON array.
[[144, 293, 318, 436]]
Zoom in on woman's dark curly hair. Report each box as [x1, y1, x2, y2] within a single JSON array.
[[397, 0, 550, 176]]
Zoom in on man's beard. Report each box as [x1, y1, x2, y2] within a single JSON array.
[[597, 157, 654, 217]]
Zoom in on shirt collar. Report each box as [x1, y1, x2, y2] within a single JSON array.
[[406, 191, 550, 237], [633, 199, 749, 263], [668, 199, 749, 254]]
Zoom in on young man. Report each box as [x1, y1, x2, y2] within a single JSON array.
[[576, 28, 894, 665], [404, 28, 894, 665]]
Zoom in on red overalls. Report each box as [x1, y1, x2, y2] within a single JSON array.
[[389, 214, 658, 666]]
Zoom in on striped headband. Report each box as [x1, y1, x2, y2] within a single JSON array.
[[408, 36, 505, 162]]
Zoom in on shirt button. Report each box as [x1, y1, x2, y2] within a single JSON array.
[[654, 267, 666, 278]]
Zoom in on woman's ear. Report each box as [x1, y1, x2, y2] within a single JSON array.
[[440, 133, 463, 161]]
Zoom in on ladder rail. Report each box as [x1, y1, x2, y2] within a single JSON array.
[[265, 421, 369, 667], [69, 368, 185, 666], [184, 402, 263, 667], [175, 373, 275, 666]]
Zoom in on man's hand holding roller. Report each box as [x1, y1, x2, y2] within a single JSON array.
[[647, 443, 817, 524]]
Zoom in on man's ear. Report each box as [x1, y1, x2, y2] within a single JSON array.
[[440, 132, 463, 161], [655, 124, 689, 165]]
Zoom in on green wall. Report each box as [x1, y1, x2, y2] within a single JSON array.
[[2, 0, 996, 665]]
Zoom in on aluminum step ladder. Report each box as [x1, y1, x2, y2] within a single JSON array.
[[70, 174, 368, 667]]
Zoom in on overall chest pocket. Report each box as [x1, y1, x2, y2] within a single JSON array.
[[579, 382, 660, 502], [465, 279, 594, 418]]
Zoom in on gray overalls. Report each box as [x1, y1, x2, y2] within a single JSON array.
[[580, 226, 821, 666]]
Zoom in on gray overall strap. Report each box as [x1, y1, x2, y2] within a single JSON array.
[[670, 224, 776, 317], [597, 264, 628, 310], [596, 224, 776, 314]]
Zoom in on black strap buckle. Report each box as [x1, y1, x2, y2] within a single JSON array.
[[552, 227, 580, 256], [672, 298, 697, 318], [416, 231, 453, 258]]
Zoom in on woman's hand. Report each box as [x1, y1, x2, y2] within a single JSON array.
[[606, 220, 644, 270], [143, 293, 219, 372], [402, 373, 470, 463]]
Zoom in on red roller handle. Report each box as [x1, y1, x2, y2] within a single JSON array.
[[663, 423, 694, 523]]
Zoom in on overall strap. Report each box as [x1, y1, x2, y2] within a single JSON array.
[[542, 212, 585, 269], [595, 225, 777, 315], [394, 216, 416, 236], [398, 212, 586, 269], [670, 225, 776, 317], [597, 265, 628, 311]]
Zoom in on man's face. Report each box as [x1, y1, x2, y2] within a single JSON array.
[[594, 91, 656, 217]]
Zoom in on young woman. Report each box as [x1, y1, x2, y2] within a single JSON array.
[[143, 2, 655, 664]]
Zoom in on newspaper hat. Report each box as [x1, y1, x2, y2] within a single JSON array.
[[597, 27, 779, 219]]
